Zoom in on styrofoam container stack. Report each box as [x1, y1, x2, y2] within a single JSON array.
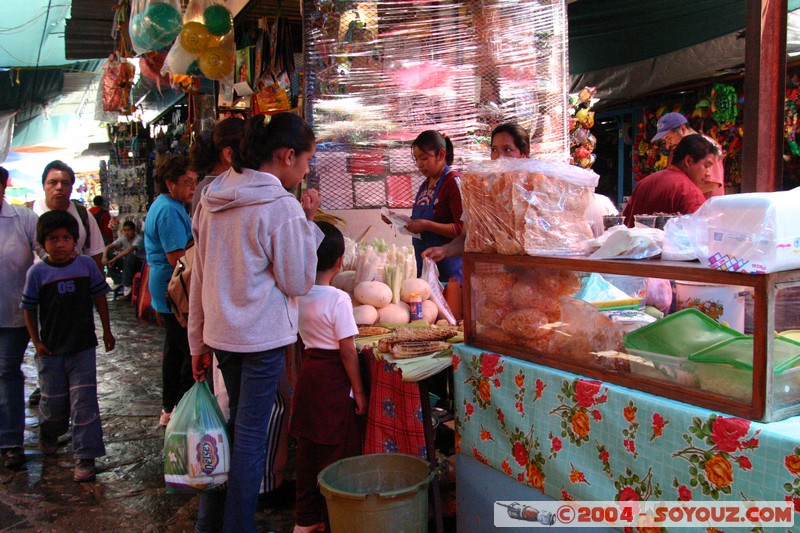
[[704, 188, 800, 274]]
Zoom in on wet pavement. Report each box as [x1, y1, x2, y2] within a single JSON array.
[[0, 297, 296, 533]]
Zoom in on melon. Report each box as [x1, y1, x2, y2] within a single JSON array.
[[354, 281, 393, 309]]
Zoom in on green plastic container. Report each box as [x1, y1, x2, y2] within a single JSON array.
[[623, 308, 745, 358], [318, 453, 435, 533], [689, 336, 800, 372], [690, 336, 800, 403]]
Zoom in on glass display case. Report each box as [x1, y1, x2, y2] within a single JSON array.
[[462, 252, 800, 422]]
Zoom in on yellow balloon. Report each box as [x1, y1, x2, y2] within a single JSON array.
[[180, 21, 212, 54], [199, 46, 233, 80]]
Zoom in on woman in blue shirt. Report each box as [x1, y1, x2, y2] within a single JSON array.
[[144, 155, 196, 426]]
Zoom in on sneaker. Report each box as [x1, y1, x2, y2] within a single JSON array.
[[123, 286, 132, 297], [3, 447, 25, 470], [159, 409, 171, 427], [73, 458, 96, 482], [28, 387, 41, 406], [39, 434, 58, 456]]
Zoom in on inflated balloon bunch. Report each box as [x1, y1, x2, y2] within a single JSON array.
[[161, 1, 235, 81], [129, 0, 184, 55], [568, 86, 598, 169]]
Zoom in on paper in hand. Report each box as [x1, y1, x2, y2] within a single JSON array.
[[381, 207, 421, 239]]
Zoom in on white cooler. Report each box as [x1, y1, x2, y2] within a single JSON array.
[[704, 189, 800, 274]]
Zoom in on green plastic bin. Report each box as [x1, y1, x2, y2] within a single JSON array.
[[318, 453, 435, 533]]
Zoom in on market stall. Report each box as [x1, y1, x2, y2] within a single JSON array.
[[445, 147, 800, 530]]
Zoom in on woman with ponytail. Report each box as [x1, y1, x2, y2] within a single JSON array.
[[401, 130, 464, 283], [189, 112, 322, 533]]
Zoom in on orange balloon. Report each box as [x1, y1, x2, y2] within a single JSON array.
[[180, 21, 212, 54], [198, 46, 233, 80]]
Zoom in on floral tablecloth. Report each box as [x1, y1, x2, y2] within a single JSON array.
[[454, 344, 800, 528]]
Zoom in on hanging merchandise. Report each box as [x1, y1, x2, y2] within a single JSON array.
[[568, 86, 599, 169], [100, 52, 136, 114], [269, 16, 295, 79], [139, 50, 172, 93], [129, 0, 184, 55], [711, 84, 738, 126], [253, 73, 291, 115], [162, 0, 235, 81]]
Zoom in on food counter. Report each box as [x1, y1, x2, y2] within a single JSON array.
[[462, 253, 800, 422], [454, 343, 800, 531], [454, 252, 800, 530]]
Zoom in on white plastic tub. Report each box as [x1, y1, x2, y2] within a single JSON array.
[[675, 281, 749, 333]]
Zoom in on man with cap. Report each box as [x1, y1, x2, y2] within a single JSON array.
[[651, 112, 725, 198], [623, 134, 717, 227]]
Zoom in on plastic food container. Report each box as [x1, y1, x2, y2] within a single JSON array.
[[623, 308, 745, 358], [779, 330, 800, 343], [626, 348, 699, 386], [690, 336, 800, 402], [693, 363, 800, 403]]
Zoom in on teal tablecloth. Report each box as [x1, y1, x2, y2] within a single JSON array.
[[454, 344, 800, 525]]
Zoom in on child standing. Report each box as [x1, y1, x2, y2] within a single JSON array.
[[21, 210, 115, 482], [290, 221, 366, 533]]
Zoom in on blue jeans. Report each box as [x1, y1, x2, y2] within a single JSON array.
[[196, 347, 285, 533], [0, 327, 30, 449], [36, 347, 105, 459]]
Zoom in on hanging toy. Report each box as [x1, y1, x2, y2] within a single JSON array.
[[143, 2, 183, 50], [203, 4, 233, 36], [180, 21, 212, 54], [199, 46, 234, 80]]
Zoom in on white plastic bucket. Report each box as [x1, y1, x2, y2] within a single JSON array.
[[675, 281, 749, 333]]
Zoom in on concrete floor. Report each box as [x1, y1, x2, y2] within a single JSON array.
[[0, 297, 296, 533], [0, 296, 457, 533]]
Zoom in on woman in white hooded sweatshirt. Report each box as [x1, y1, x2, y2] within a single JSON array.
[[189, 112, 323, 533]]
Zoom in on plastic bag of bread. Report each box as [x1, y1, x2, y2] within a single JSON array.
[[548, 297, 624, 363], [461, 159, 599, 256]]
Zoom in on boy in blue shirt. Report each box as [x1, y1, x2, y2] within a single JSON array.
[[21, 210, 115, 482]]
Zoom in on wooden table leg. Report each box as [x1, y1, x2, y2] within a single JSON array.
[[418, 378, 444, 533]]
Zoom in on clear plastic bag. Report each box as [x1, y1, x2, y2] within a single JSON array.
[[461, 159, 598, 256], [163, 381, 229, 493], [161, 0, 235, 81], [100, 53, 135, 114], [129, 0, 184, 55], [422, 257, 456, 326]]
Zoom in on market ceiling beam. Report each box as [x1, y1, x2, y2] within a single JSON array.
[[742, 0, 788, 192]]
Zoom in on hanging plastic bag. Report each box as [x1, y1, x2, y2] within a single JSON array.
[[129, 0, 184, 55], [421, 257, 456, 326], [163, 381, 229, 493], [162, 0, 235, 82], [100, 53, 136, 113]]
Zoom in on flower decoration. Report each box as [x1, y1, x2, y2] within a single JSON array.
[[650, 413, 669, 442], [550, 378, 608, 446], [673, 414, 759, 499]]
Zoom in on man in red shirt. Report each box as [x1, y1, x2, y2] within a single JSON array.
[[623, 134, 717, 227], [652, 112, 725, 199]]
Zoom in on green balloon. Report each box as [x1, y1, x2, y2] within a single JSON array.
[[129, 13, 148, 50], [204, 5, 232, 36], [144, 2, 182, 50]]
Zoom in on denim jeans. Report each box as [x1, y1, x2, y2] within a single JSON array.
[[195, 347, 285, 533], [0, 327, 30, 449], [36, 346, 105, 459], [122, 255, 143, 287]]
